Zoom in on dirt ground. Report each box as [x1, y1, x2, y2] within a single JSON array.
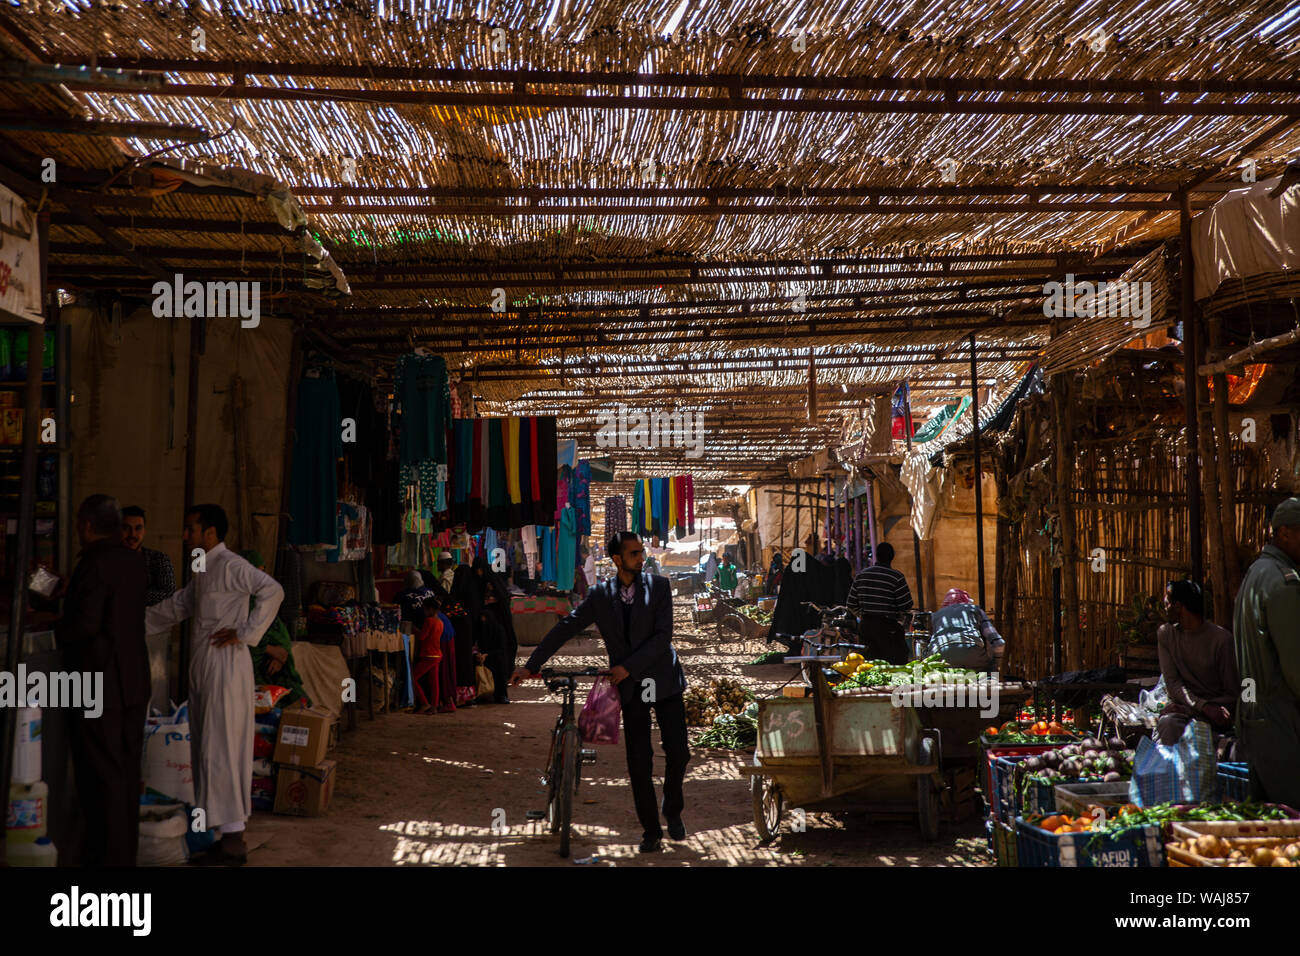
[[248, 597, 992, 867]]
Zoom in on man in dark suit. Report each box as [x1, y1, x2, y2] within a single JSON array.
[[512, 531, 689, 853], [55, 494, 149, 866]]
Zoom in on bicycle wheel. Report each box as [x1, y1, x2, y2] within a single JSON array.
[[556, 725, 580, 857], [545, 724, 563, 834]]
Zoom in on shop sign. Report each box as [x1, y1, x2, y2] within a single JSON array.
[[0, 185, 42, 324]]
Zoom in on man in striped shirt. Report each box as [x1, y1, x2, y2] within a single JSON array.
[[846, 543, 914, 664]]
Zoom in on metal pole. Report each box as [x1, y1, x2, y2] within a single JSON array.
[[850, 494, 858, 571], [902, 381, 925, 609], [1, 211, 50, 846], [1180, 191, 1204, 586], [866, 478, 879, 565], [970, 333, 987, 608]]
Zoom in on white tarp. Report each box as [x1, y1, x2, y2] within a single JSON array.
[[0, 184, 42, 324], [1192, 175, 1300, 301], [901, 451, 942, 540]]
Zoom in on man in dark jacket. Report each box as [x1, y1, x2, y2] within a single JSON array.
[[56, 494, 149, 866], [1233, 497, 1300, 807], [512, 531, 688, 853]]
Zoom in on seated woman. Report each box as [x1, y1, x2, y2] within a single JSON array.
[[241, 549, 310, 708], [928, 588, 1005, 673]]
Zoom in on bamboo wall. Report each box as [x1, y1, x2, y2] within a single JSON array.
[[1004, 425, 1284, 680]]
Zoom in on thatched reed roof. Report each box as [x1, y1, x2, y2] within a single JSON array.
[[4, 0, 1300, 491]]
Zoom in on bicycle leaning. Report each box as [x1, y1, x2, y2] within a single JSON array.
[[524, 667, 606, 857]]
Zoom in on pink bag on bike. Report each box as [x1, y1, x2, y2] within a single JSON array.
[[578, 676, 622, 745]]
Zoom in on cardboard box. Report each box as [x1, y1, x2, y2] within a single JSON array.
[[273, 760, 336, 817], [327, 720, 340, 752], [272, 707, 333, 766]]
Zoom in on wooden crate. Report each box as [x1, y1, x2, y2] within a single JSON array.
[[1165, 819, 1300, 867]]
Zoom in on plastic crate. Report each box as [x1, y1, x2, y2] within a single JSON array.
[[991, 756, 1029, 824], [980, 744, 1057, 812], [1218, 762, 1251, 802], [993, 821, 1019, 867], [1054, 781, 1133, 817], [1015, 816, 1165, 867]]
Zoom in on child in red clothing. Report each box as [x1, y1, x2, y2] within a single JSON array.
[[413, 597, 444, 714], [414, 596, 459, 714]]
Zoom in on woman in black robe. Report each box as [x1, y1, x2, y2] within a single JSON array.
[[445, 564, 482, 703], [473, 555, 517, 704]]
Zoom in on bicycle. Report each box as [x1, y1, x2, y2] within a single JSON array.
[[524, 667, 605, 857], [780, 602, 867, 686]]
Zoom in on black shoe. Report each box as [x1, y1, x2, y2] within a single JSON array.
[[189, 846, 247, 866], [667, 817, 686, 840], [493, 694, 510, 704], [638, 837, 663, 853]]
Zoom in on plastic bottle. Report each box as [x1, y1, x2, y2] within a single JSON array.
[[6, 835, 57, 866], [6, 780, 48, 843], [11, 706, 41, 784]]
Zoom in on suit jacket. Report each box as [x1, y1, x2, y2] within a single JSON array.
[[55, 538, 150, 711], [524, 572, 687, 702]]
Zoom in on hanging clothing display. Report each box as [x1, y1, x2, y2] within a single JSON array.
[[288, 370, 342, 547], [540, 526, 556, 582], [571, 460, 592, 535], [557, 505, 577, 591], [629, 475, 696, 540], [394, 353, 452, 491], [522, 524, 539, 578], [557, 465, 571, 525], [604, 495, 627, 540], [443, 415, 558, 532]]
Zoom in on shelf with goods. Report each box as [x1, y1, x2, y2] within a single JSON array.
[[0, 321, 71, 589]]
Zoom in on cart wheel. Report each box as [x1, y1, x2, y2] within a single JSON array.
[[751, 774, 784, 843], [916, 737, 940, 842]]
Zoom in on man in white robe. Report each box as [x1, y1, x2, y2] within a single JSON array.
[[146, 503, 283, 865]]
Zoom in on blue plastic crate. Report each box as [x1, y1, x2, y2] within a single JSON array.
[[992, 756, 1033, 824], [1015, 817, 1165, 867], [1218, 762, 1251, 802]]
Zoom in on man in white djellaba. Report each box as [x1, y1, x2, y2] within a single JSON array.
[[147, 503, 284, 866]]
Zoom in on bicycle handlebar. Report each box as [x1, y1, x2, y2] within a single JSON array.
[[539, 667, 609, 679]]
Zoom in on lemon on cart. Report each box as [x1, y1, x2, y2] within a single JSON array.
[[844, 653, 864, 666], [855, 662, 874, 673]]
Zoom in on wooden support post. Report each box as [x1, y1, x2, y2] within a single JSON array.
[[1179, 192, 1204, 586], [1051, 377, 1082, 670], [1208, 316, 1241, 606], [179, 315, 204, 701], [1197, 365, 1229, 618]]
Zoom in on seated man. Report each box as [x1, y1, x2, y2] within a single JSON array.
[[1156, 579, 1238, 745], [928, 588, 1004, 673], [240, 550, 310, 709]]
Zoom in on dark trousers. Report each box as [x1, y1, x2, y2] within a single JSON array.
[[860, 615, 909, 665], [69, 699, 148, 867], [621, 689, 690, 840]]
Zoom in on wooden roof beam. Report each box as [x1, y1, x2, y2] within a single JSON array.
[[0, 111, 208, 141], [305, 200, 1190, 218]]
